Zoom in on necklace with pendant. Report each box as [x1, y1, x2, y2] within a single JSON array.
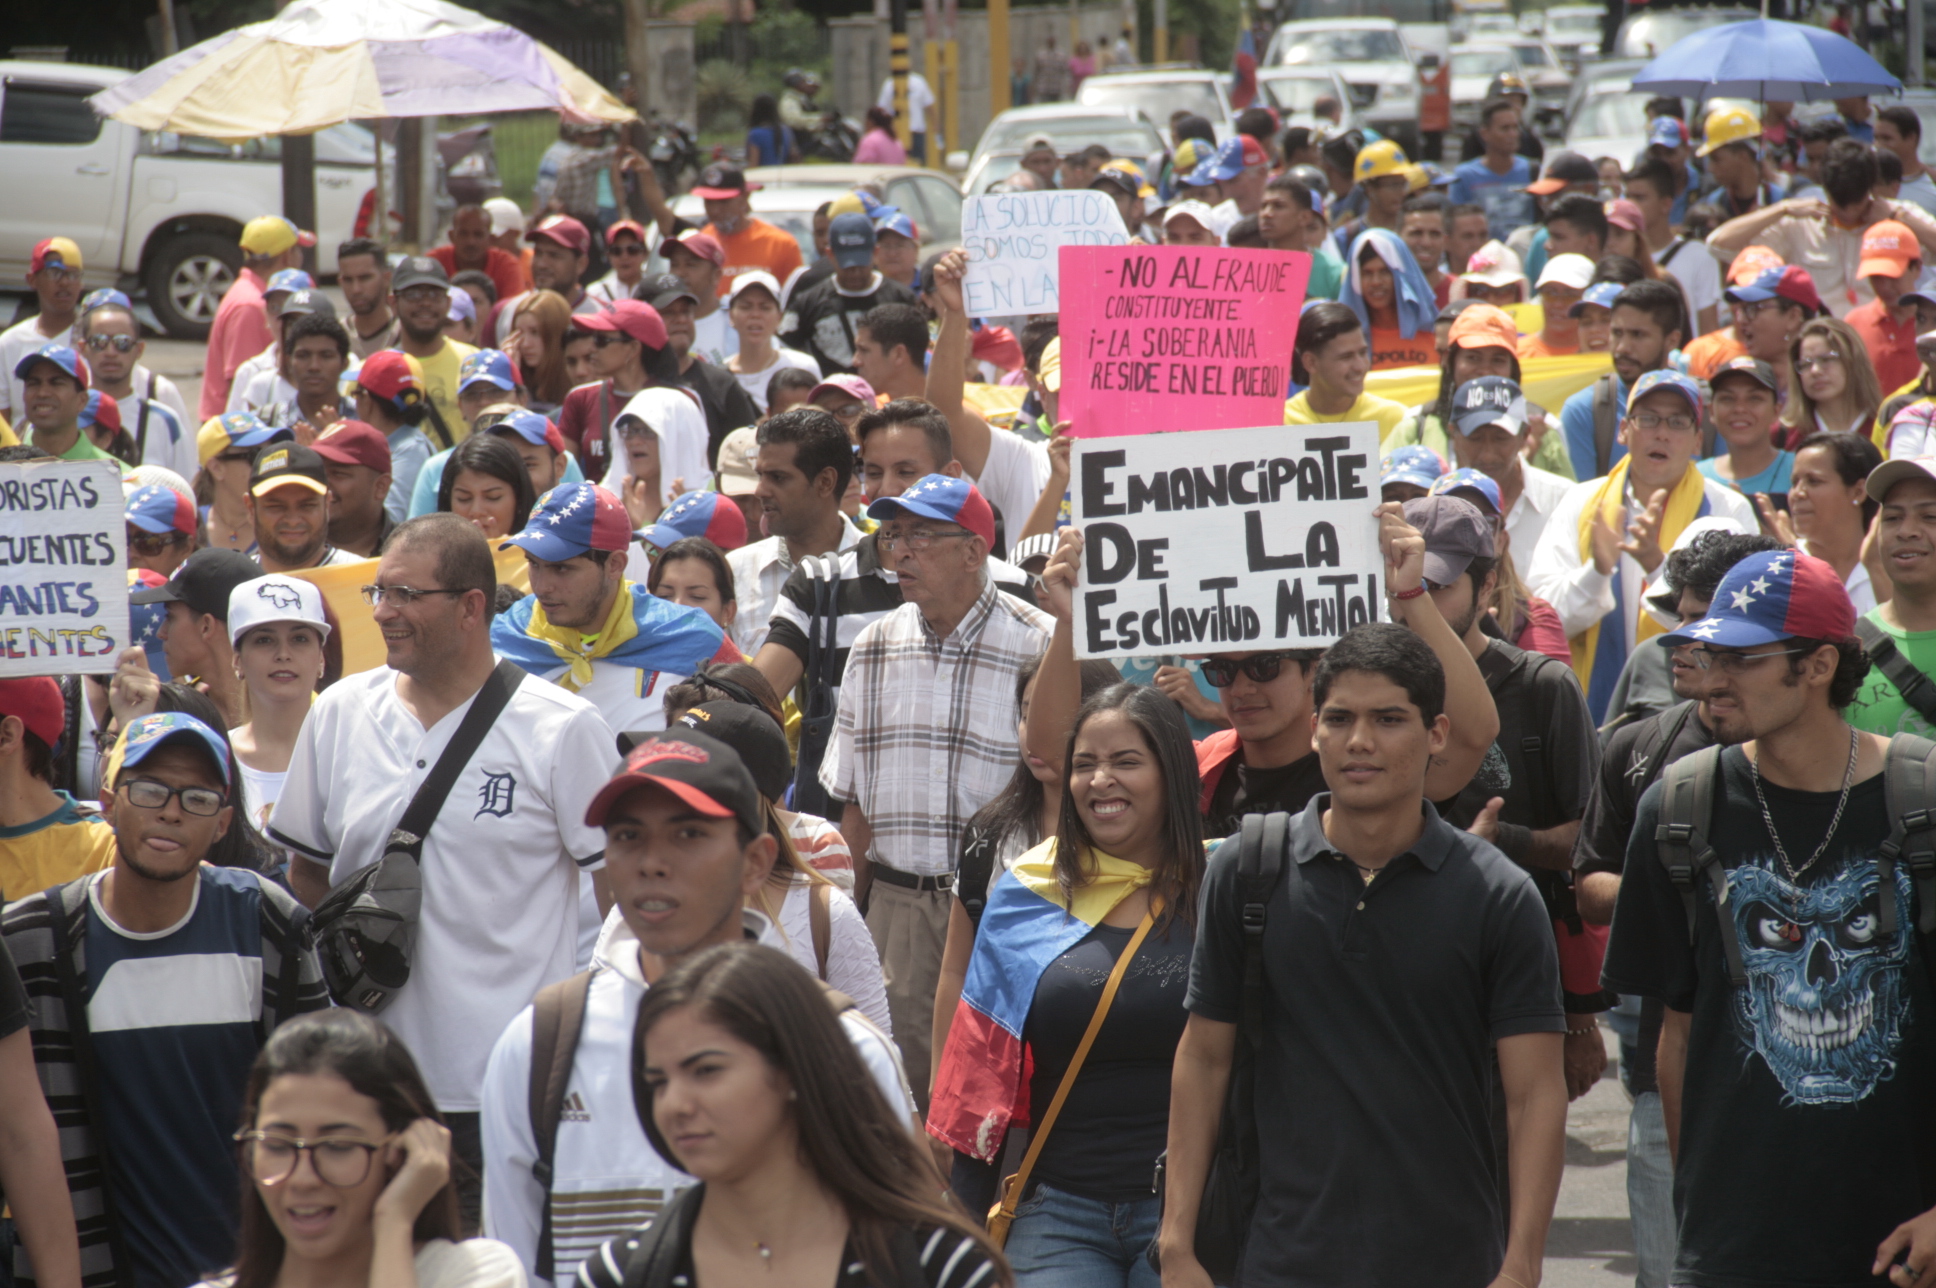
[[1749, 727, 1859, 908]]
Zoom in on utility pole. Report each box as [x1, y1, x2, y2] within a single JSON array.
[[990, 0, 1011, 115], [156, 0, 179, 55], [624, 0, 654, 117], [891, 0, 912, 152]]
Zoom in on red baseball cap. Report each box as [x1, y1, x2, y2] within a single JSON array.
[[29, 237, 82, 276], [526, 214, 591, 255], [575, 299, 668, 350], [1725, 265, 1822, 315], [0, 677, 65, 751], [311, 419, 394, 474], [81, 389, 120, 434], [356, 350, 422, 408], [1239, 135, 1270, 168], [669, 230, 726, 268], [607, 220, 649, 245]]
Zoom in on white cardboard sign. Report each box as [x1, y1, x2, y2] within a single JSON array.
[[959, 189, 1130, 316], [0, 459, 130, 675]]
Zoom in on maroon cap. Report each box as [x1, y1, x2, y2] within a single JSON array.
[[669, 230, 726, 268], [311, 419, 393, 475], [0, 677, 64, 749], [526, 214, 591, 255], [575, 299, 668, 350]]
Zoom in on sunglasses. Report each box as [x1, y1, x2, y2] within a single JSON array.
[[608, 242, 647, 256], [128, 531, 187, 556], [85, 334, 139, 353], [591, 332, 635, 348], [1200, 652, 1313, 688]]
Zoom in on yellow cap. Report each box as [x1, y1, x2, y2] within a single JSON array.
[[828, 193, 870, 218], [1697, 107, 1762, 157], [1039, 337, 1061, 393], [1355, 139, 1411, 183], [1404, 163, 1431, 194], [239, 215, 314, 257], [1101, 158, 1156, 199]]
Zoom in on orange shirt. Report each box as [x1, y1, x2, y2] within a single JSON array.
[[1683, 328, 1749, 380], [702, 218, 806, 297], [1368, 323, 1437, 371], [1847, 298, 1921, 397], [1516, 331, 1579, 360]]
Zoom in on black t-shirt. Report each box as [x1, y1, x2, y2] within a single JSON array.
[[1023, 917, 1194, 1202], [1439, 640, 1598, 836], [1204, 750, 1328, 839], [782, 273, 919, 375], [674, 356, 762, 466], [1604, 751, 1936, 1288], [1187, 797, 1564, 1285]]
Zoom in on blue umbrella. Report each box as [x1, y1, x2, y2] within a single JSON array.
[[1630, 18, 1901, 101]]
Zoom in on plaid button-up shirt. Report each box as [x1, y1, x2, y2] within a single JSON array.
[[819, 576, 1052, 876]]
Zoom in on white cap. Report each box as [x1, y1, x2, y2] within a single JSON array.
[[123, 464, 195, 502], [483, 197, 526, 236], [715, 426, 760, 496], [1460, 239, 1526, 287], [728, 269, 784, 306], [1163, 200, 1234, 240], [228, 574, 331, 646], [1536, 253, 1596, 291]]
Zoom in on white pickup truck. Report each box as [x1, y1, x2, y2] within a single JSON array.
[[0, 60, 375, 339]]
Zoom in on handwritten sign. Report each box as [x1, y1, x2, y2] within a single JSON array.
[[1070, 424, 1382, 659], [1059, 246, 1310, 436], [959, 191, 1129, 316], [0, 459, 128, 675]]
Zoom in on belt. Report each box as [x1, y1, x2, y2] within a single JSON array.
[[869, 864, 954, 892]]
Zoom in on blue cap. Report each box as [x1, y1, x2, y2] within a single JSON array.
[[1629, 368, 1705, 423], [1187, 137, 1248, 186], [1450, 376, 1529, 436], [13, 343, 88, 386], [265, 268, 315, 295], [459, 348, 519, 393], [874, 210, 918, 241], [1431, 467, 1504, 515], [115, 712, 232, 790], [127, 571, 172, 682], [81, 288, 133, 313], [1657, 548, 1855, 649], [489, 408, 563, 451], [1648, 116, 1689, 150], [1568, 281, 1625, 316], [830, 212, 877, 268], [125, 483, 198, 537], [641, 490, 748, 552], [1380, 444, 1445, 492], [499, 482, 635, 561], [865, 474, 996, 548]]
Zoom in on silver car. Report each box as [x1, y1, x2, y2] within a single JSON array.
[[1266, 19, 1421, 154], [1256, 66, 1365, 134], [964, 105, 1168, 196], [1075, 67, 1235, 140]]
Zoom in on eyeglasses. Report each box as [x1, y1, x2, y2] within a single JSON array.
[[84, 334, 138, 353], [822, 401, 867, 422], [359, 584, 469, 606], [1731, 299, 1783, 319], [877, 527, 973, 553], [397, 286, 447, 305], [591, 332, 634, 348], [1630, 412, 1698, 432], [1795, 353, 1845, 374], [215, 451, 256, 465], [1201, 651, 1313, 688], [120, 777, 227, 817], [1684, 644, 1814, 674], [127, 531, 187, 557], [234, 1131, 386, 1188], [37, 267, 81, 283], [608, 242, 646, 256]]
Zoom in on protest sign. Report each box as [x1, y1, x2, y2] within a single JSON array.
[[0, 459, 129, 675], [1058, 245, 1309, 437], [1070, 423, 1382, 659], [959, 190, 1129, 317]]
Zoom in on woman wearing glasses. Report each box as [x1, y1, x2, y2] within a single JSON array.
[[213, 1009, 521, 1288], [1781, 317, 1884, 448]]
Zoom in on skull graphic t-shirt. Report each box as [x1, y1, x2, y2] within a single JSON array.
[[1606, 749, 1936, 1288]]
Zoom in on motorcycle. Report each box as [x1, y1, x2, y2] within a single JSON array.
[[800, 109, 861, 163], [645, 110, 701, 193]]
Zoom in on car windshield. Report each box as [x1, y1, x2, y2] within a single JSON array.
[[1512, 43, 1556, 68], [1452, 47, 1518, 76], [1259, 74, 1339, 112], [980, 115, 1160, 153], [1548, 10, 1601, 32], [1569, 91, 1649, 142], [1078, 80, 1223, 123], [1276, 29, 1407, 64], [1621, 10, 1753, 56]]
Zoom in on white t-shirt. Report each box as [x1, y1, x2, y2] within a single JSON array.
[[233, 757, 287, 833], [116, 368, 197, 482], [769, 876, 893, 1035], [974, 426, 1053, 550], [691, 307, 737, 367], [240, 367, 297, 416], [731, 346, 822, 412], [196, 1239, 524, 1288], [227, 345, 280, 413], [1656, 239, 1721, 335], [269, 666, 615, 1111], [877, 73, 937, 134], [0, 313, 78, 416]]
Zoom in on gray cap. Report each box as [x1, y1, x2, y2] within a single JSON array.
[[1401, 494, 1496, 587], [277, 287, 335, 320], [391, 255, 450, 292], [1449, 376, 1528, 437], [829, 212, 876, 268], [647, 272, 699, 310], [1708, 355, 1779, 395]]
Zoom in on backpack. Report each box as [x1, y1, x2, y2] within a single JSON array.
[[1653, 735, 1936, 987]]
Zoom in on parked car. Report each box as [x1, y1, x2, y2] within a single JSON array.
[[1565, 87, 1653, 172], [964, 105, 1168, 196], [727, 163, 963, 249], [1075, 67, 1234, 140], [1449, 44, 1521, 129], [1542, 4, 1605, 65], [0, 60, 373, 340], [1265, 18, 1422, 153], [1256, 66, 1366, 133], [1614, 7, 1757, 58]]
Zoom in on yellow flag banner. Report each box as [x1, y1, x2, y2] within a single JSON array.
[[1365, 351, 1613, 415], [288, 545, 533, 678]]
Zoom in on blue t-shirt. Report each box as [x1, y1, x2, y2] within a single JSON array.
[[1447, 156, 1538, 242], [745, 124, 794, 167], [85, 866, 278, 1288], [1699, 449, 1794, 497], [1561, 374, 1629, 481]]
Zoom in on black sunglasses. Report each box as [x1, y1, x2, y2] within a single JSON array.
[[1200, 652, 1314, 688]]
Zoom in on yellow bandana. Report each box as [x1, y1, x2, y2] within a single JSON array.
[[1008, 837, 1156, 926], [523, 580, 639, 691]]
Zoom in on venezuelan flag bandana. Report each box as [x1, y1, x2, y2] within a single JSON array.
[[492, 582, 724, 691]]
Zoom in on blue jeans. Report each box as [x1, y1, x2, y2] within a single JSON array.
[[1006, 1182, 1162, 1288], [1628, 1091, 1677, 1288]]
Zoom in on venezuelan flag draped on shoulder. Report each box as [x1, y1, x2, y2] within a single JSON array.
[[928, 837, 1154, 1161]]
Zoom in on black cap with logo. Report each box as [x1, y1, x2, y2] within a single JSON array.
[[128, 548, 264, 621]]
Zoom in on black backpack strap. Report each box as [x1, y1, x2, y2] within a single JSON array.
[[1237, 812, 1290, 1040], [1856, 618, 1936, 728], [529, 969, 596, 1283], [393, 659, 526, 849], [955, 822, 998, 926], [1593, 375, 1619, 478], [619, 1184, 703, 1288], [1879, 735, 1936, 941], [1654, 745, 1747, 986], [790, 555, 842, 817], [1639, 700, 1699, 794], [134, 370, 154, 461]]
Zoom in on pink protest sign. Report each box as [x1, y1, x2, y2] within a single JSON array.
[[1057, 245, 1310, 436]]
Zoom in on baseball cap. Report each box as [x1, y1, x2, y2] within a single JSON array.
[[227, 574, 331, 646], [1725, 265, 1821, 314], [197, 411, 290, 466], [357, 350, 425, 410], [830, 212, 878, 269], [1090, 168, 1141, 203], [485, 408, 567, 455], [647, 273, 700, 311], [1431, 467, 1504, 516], [125, 483, 197, 537], [1381, 445, 1446, 493], [642, 490, 750, 552], [130, 547, 264, 619], [1525, 151, 1598, 195], [1163, 200, 1232, 240], [109, 712, 233, 791], [265, 268, 314, 296], [1446, 303, 1519, 353], [1187, 137, 1246, 186], [14, 343, 88, 388], [1460, 240, 1526, 287], [1487, 72, 1531, 98], [1173, 137, 1217, 183], [239, 216, 316, 257], [715, 427, 761, 496], [668, 229, 726, 268], [82, 287, 133, 313], [1449, 376, 1529, 437], [1860, 220, 1920, 279], [447, 285, 477, 324], [1866, 454, 1936, 502], [1698, 105, 1762, 156], [29, 237, 82, 276], [875, 210, 919, 242], [1353, 139, 1410, 184], [607, 219, 649, 246], [459, 348, 520, 394], [80, 389, 121, 434], [1038, 337, 1062, 393], [1568, 281, 1625, 316], [1709, 355, 1780, 395], [585, 729, 766, 835], [1647, 117, 1690, 150], [484, 197, 525, 236], [311, 420, 394, 475], [692, 162, 758, 201], [128, 569, 171, 680], [1728, 246, 1785, 287], [1022, 132, 1058, 156], [249, 443, 329, 497], [1604, 198, 1645, 233], [1536, 253, 1595, 291], [728, 270, 784, 307], [500, 482, 634, 561], [1401, 494, 1495, 586], [526, 214, 591, 254], [0, 677, 66, 751], [391, 255, 450, 292], [673, 702, 790, 801], [577, 299, 670, 350], [277, 288, 334, 320], [807, 373, 877, 408], [865, 474, 996, 548], [1628, 368, 1705, 423], [1902, 266, 1936, 308], [1659, 549, 1854, 649]]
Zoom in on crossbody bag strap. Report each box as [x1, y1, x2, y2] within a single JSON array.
[[135, 371, 155, 460], [1856, 618, 1936, 727], [809, 880, 832, 980], [993, 902, 1160, 1227], [530, 969, 595, 1282], [393, 659, 527, 849]]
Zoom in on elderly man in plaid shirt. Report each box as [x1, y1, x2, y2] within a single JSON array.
[[821, 473, 1053, 1104]]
